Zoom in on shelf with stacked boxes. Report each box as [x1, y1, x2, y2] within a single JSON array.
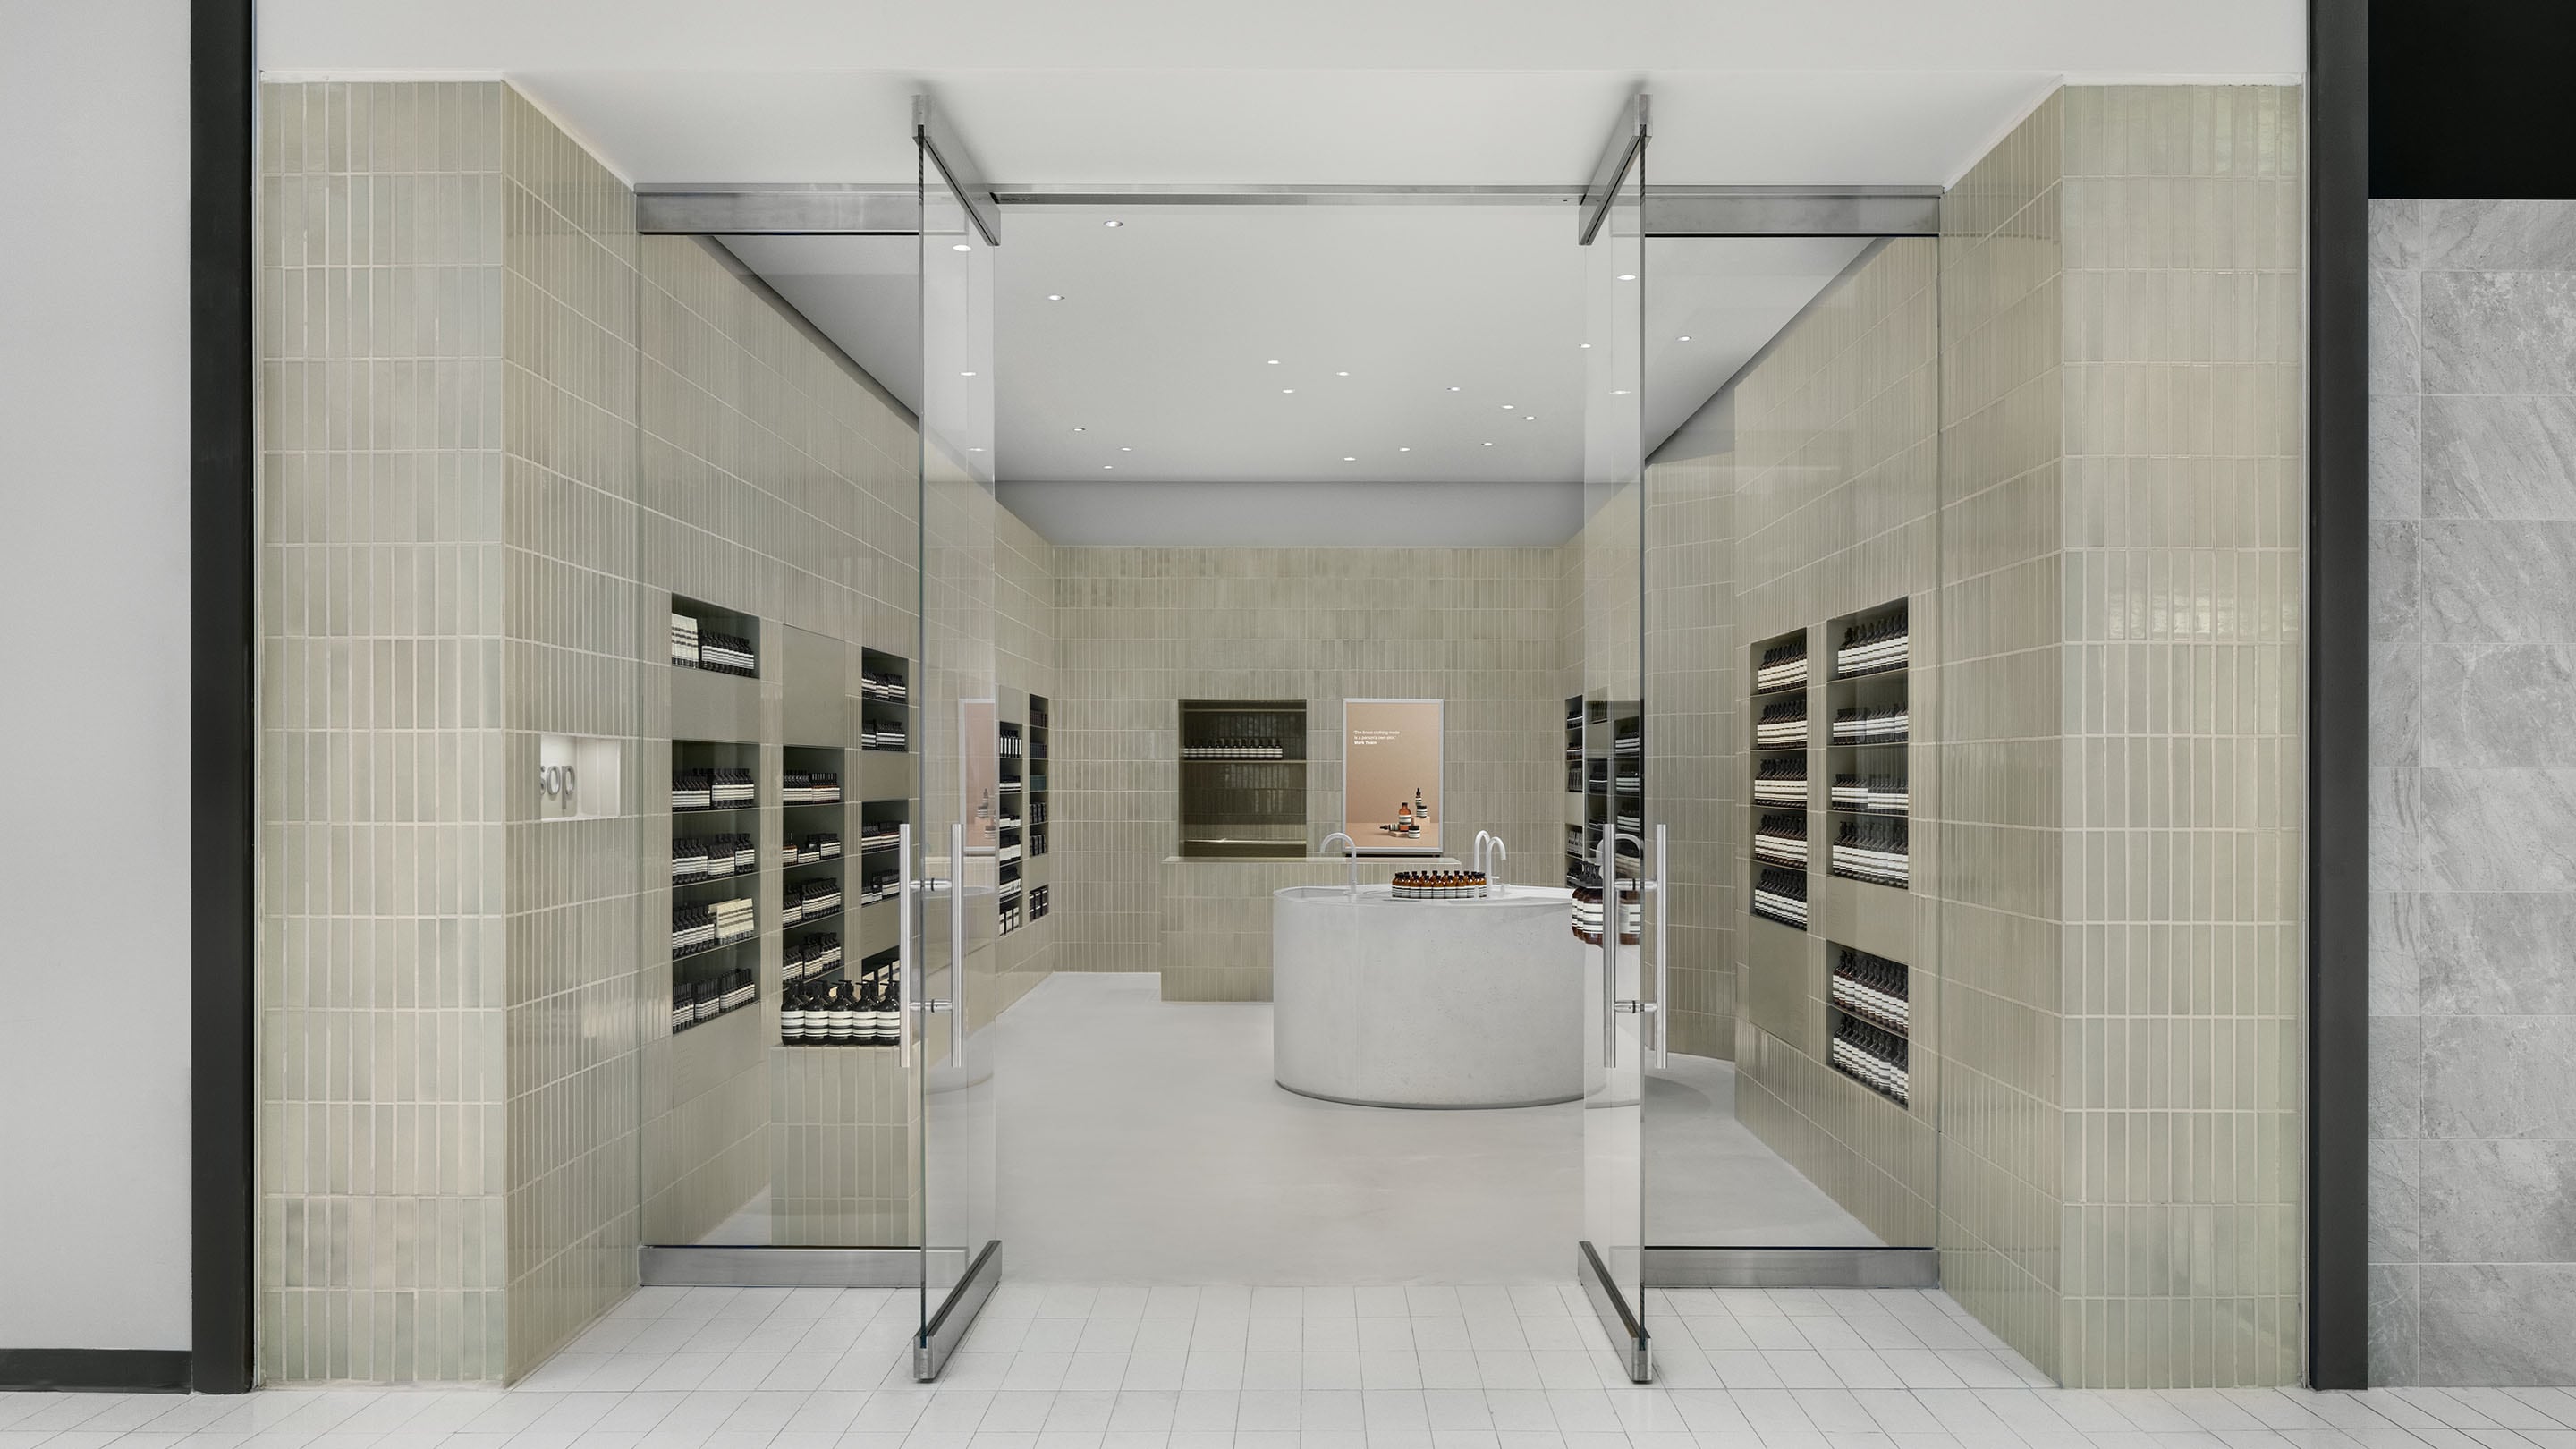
[[858, 648, 911, 753], [1826, 943, 1911, 1105], [670, 737, 760, 1043], [779, 945, 904, 1047], [1747, 626, 1811, 928], [1178, 699, 1307, 860], [1751, 865, 1809, 930], [670, 595, 759, 678], [998, 716, 1027, 934], [780, 748, 851, 987], [1561, 695, 1587, 885], [1824, 599, 1910, 890], [1026, 694, 1051, 860], [671, 968, 758, 1034], [1571, 697, 1641, 883]]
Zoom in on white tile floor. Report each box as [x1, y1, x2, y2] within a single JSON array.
[[994, 976, 1877, 1281], [15, 1284, 2576, 1449]]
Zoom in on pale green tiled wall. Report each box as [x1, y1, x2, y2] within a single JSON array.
[[261, 77, 657, 1384], [633, 235, 928, 1255], [259, 80, 530, 1385], [1933, 86, 2307, 1388], [995, 504, 1062, 1016], [2052, 85, 2305, 1389], [1645, 399, 1740, 1059], [259, 80, 941, 1382], [1051, 547, 1563, 999], [495, 84, 648, 1383], [1935, 90, 2070, 1378], [1727, 238, 1945, 1250]]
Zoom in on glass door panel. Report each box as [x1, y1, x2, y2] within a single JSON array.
[[912, 101, 1003, 1379], [1576, 98, 1651, 1384]]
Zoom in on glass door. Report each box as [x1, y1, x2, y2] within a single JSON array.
[[1576, 95, 1652, 1383], [911, 97, 1003, 1380]]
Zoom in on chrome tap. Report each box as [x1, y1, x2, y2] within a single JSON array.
[[1472, 829, 1493, 878], [1485, 838, 1507, 895], [1320, 831, 1359, 901]]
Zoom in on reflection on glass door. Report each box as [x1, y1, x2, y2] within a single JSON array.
[[912, 97, 1003, 1380], [1576, 94, 1652, 1384]]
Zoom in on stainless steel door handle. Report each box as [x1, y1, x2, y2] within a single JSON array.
[[1597, 826, 1618, 1066], [1653, 823, 1668, 1068], [949, 821, 968, 1072], [898, 821, 915, 1065]]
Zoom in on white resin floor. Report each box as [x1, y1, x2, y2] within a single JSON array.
[[16, 1284, 2575, 1449], [993, 975, 1874, 1282]]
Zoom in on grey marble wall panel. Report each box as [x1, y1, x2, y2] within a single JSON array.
[[2419, 891, 2576, 1015], [2372, 189, 2576, 1390], [2420, 1265, 2576, 1385]]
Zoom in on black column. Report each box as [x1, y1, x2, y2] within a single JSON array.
[[190, 0, 257, 1397], [2308, 0, 2372, 1395]]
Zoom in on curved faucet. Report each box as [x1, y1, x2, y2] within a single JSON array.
[[1472, 829, 1493, 879], [1319, 831, 1360, 901], [1485, 838, 1507, 895]]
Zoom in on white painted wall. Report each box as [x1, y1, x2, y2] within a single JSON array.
[[0, 0, 195, 1350]]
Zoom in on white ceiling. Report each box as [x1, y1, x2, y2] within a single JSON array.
[[261, 0, 2301, 538], [259, 1, 2303, 190], [723, 216, 1868, 487]]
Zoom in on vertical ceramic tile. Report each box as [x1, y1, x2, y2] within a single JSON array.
[[1049, 548, 1563, 999], [258, 79, 515, 1385]]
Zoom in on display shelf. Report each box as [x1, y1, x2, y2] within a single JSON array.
[[778, 950, 903, 1047], [1818, 597, 1911, 894], [1750, 866, 1809, 930], [1752, 635, 1811, 698], [673, 929, 757, 963], [671, 969, 758, 1035], [1178, 699, 1306, 859], [1829, 1016, 1910, 1104], [1826, 942, 1912, 1106], [1027, 694, 1051, 860], [669, 595, 760, 679], [1828, 816, 1909, 887], [858, 648, 911, 752], [671, 738, 760, 996], [1832, 600, 1910, 680]]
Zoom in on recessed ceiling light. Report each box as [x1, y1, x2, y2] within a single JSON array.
[[1282, 388, 1295, 394], [968, 446, 984, 453], [1398, 446, 1411, 453], [952, 243, 971, 252], [1615, 273, 1637, 282], [1046, 293, 1065, 301], [1072, 426, 1088, 432], [1483, 441, 1495, 447], [1500, 403, 1516, 410], [1336, 370, 1350, 377], [1677, 335, 1691, 342], [1102, 463, 1114, 470], [1523, 415, 1536, 421], [1610, 388, 1631, 395], [1445, 386, 1461, 392], [1343, 456, 1356, 462], [1120, 446, 1133, 452], [1580, 343, 1592, 349], [960, 370, 978, 377], [1103, 219, 1123, 227], [1267, 359, 1281, 365]]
